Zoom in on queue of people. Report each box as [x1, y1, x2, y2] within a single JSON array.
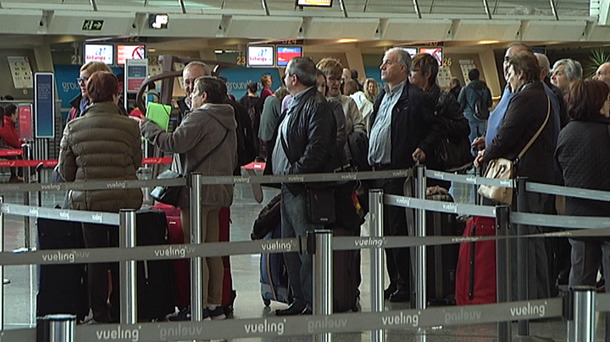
[[45, 44, 610, 324]]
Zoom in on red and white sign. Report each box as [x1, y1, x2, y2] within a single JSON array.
[[18, 104, 33, 141], [117, 44, 146, 65]]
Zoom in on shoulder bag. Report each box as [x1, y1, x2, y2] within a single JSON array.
[[151, 128, 229, 207], [477, 95, 550, 205]]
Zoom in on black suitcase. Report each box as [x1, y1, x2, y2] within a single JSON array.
[[36, 218, 89, 321], [425, 194, 461, 306], [260, 224, 291, 306], [332, 226, 360, 312], [135, 210, 175, 321]]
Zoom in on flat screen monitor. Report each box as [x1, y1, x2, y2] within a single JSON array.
[[276, 46, 303, 67], [400, 47, 417, 57], [420, 47, 443, 66], [117, 44, 146, 65], [247, 46, 274, 67], [84, 44, 114, 65], [296, 0, 333, 7]]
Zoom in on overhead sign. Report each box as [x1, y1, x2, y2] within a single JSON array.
[[82, 19, 104, 31], [34, 73, 55, 139], [117, 44, 146, 65], [84, 44, 113, 65]]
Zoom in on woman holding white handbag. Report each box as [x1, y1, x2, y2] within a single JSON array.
[[474, 51, 558, 300]]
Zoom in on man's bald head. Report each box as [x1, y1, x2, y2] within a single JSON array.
[[594, 62, 610, 88]]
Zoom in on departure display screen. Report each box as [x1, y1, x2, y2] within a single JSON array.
[[276, 46, 302, 67], [84, 44, 114, 65], [247, 46, 274, 67], [117, 44, 146, 65]]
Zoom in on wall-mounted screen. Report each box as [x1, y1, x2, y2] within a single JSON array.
[[84, 44, 114, 65], [117, 44, 146, 65], [420, 47, 443, 66], [296, 0, 333, 7], [400, 48, 417, 57], [276, 46, 302, 67], [247, 46, 274, 67]]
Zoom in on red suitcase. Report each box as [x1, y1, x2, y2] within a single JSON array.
[[152, 204, 236, 313], [455, 216, 496, 305]]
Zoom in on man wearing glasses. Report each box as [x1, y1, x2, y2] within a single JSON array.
[[68, 62, 112, 121]]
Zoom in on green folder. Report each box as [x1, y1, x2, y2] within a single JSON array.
[[146, 102, 171, 131]]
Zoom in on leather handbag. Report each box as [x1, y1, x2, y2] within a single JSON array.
[[477, 95, 550, 205], [151, 128, 229, 207]]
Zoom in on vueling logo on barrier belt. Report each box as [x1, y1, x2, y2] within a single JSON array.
[[96, 326, 141, 342], [41, 250, 90, 263], [41, 184, 61, 191], [509, 301, 547, 317], [261, 240, 293, 252], [154, 245, 196, 258], [106, 181, 126, 189], [444, 307, 482, 323], [354, 237, 385, 248], [307, 316, 348, 333], [244, 318, 286, 335], [381, 311, 419, 327], [159, 324, 202, 340]]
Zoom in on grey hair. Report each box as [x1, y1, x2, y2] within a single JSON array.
[[286, 57, 318, 87], [534, 53, 550, 72], [552, 58, 583, 80], [385, 47, 412, 70], [184, 61, 211, 77]]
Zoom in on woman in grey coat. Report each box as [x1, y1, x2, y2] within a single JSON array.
[[140, 76, 237, 320]]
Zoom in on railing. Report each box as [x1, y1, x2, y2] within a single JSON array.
[[0, 166, 609, 341]]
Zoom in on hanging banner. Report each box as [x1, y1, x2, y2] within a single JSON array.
[[34, 72, 55, 138]]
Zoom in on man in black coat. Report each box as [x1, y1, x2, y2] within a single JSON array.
[[368, 48, 441, 302], [267, 57, 336, 315]]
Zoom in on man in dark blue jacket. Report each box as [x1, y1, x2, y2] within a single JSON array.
[[368, 48, 441, 302], [268, 57, 336, 315]]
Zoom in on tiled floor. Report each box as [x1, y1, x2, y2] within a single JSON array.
[[0, 169, 608, 341]]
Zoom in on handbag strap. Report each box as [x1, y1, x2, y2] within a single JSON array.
[[516, 95, 551, 160]]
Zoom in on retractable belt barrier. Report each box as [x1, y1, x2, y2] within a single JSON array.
[[2, 167, 610, 341], [0, 149, 22, 157], [0, 157, 171, 168]]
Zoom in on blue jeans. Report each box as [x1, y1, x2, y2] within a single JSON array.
[[281, 185, 321, 309], [468, 119, 487, 146]]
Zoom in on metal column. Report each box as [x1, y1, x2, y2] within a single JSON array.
[[495, 205, 511, 342], [313, 229, 332, 342], [515, 177, 530, 337], [414, 165, 427, 310], [370, 190, 385, 342], [189, 173, 204, 322], [0, 196, 3, 330], [119, 209, 137, 324], [567, 286, 596, 342]]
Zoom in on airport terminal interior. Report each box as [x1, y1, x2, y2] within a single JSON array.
[[2, 0, 610, 341]]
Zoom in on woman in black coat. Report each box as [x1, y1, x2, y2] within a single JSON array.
[[475, 51, 557, 300], [556, 79, 610, 289]]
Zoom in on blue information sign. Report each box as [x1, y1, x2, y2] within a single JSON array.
[[35, 72, 55, 138]]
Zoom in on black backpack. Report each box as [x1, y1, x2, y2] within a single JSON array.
[[472, 89, 489, 121], [226, 99, 257, 172]]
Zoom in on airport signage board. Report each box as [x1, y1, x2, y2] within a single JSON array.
[[125, 58, 148, 94], [34, 73, 55, 139]]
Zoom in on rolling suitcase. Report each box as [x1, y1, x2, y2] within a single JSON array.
[[36, 218, 89, 321], [455, 216, 496, 305], [135, 210, 175, 321], [260, 224, 291, 306]]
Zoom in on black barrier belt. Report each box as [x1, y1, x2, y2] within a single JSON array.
[[527, 182, 610, 202], [12, 298, 559, 341], [0, 169, 412, 193]]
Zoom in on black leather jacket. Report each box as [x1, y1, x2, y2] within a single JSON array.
[[369, 82, 441, 170], [265, 87, 337, 176]]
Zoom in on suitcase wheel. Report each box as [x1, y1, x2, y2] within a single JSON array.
[[263, 299, 271, 307]]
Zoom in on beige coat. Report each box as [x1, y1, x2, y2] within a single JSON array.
[[58, 102, 143, 212], [141, 103, 237, 208]]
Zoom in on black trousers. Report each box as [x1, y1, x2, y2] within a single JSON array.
[[82, 223, 120, 323]]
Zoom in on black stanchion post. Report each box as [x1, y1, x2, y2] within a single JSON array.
[[36, 314, 75, 342], [495, 204, 511, 342], [516, 177, 530, 337]]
